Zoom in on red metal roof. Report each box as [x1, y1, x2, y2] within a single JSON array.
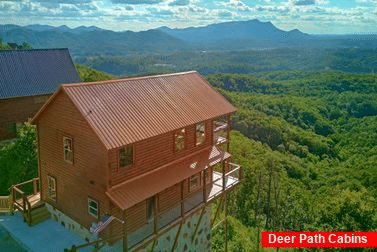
[[106, 146, 231, 210], [59, 71, 236, 150]]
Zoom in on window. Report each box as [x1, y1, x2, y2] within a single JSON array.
[[190, 174, 200, 192], [63, 137, 73, 163], [119, 145, 133, 168], [196, 122, 205, 146], [88, 198, 99, 218], [146, 196, 156, 221], [48, 176, 56, 202], [174, 128, 186, 152]]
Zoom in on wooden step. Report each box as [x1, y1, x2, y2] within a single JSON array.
[[26, 203, 50, 226], [30, 211, 50, 226], [30, 204, 48, 216]]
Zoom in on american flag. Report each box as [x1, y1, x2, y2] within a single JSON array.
[[90, 215, 115, 236]]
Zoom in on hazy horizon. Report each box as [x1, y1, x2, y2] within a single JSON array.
[[1, 0, 377, 35]]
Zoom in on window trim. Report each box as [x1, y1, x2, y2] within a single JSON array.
[[47, 175, 57, 203], [174, 128, 186, 153], [88, 198, 99, 218], [118, 145, 134, 169], [63, 136, 73, 164], [195, 122, 206, 146]]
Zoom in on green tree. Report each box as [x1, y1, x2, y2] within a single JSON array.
[[0, 123, 38, 195]]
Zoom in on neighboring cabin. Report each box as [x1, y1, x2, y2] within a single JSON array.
[[0, 49, 80, 140], [31, 71, 242, 251]]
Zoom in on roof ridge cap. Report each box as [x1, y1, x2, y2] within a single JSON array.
[[62, 70, 198, 88]]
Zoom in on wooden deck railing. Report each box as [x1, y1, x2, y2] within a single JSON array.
[[213, 121, 228, 145], [0, 195, 11, 212], [10, 178, 40, 225]]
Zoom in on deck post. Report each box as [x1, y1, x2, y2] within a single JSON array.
[[224, 192, 228, 252], [239, 166, 243, 181], [171, 220, 183, 252], [150, 238, 157, 252], [226, 114, 230, 153], [211, 196, 224, 227], [191, 207, 206, 242], [180, 181, 184, 216], [154, 194, 158, 234], [11, 186, 15, 212], [123, 210, 128, 252], [203, 169, 207, 203], [33, 178, 37, 195], [9, 186, 14, 213], [222, 161, 226, 191]]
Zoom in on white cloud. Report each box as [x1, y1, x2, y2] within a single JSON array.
[[35, 0, 92, 4], [168, 0, 190, 6], [111, 0, 165, 4], [218, 10, 232, 17], [0, 2, 20, 11], [294, 0, 315, 5], [148, 7, 174, 15]]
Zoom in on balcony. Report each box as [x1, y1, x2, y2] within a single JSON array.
[[213, 120, 228, 146], [122, 162, 242, 251]]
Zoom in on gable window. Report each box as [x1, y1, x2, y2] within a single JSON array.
[[63, 137, 73, 163], [88, 198, 99, 218], [119, 145, 133, 168], [174, 128, 186, 152], [189, 174, 200, 192], [48, 176, 57, 202], [146, 196, 156, 222], [196, 122, 205, 146]]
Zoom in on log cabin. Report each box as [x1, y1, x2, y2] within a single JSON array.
[[0, 48, 80, 140], [30, 71, 242, 251]]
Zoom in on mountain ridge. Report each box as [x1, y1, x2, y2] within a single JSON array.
[[155, 19, 309, 42]]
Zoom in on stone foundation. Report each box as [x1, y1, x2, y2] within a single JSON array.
[[45, 203, 97, 244], [45, 203, 212, 252], [140, 205, 211, 252]]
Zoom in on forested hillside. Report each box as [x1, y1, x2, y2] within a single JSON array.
[[76, 47, 377, 77], [209, 71, 377, 251]]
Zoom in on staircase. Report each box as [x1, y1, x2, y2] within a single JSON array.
[[10, 178, 51, 226], [25, 202, 50, 226]]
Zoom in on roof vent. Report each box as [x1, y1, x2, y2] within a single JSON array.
[[190, 161, 198, 169]]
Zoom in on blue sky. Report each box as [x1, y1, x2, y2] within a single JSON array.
[[1, 0, 377, 34]]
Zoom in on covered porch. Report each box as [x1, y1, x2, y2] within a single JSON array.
[[117, 162, 241, 252], [65, 144, 241, 252]]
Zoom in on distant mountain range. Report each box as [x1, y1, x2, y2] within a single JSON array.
[[0, 24, 189, 57], [157, 19, 309, 42], [1, 20, 376, 58]]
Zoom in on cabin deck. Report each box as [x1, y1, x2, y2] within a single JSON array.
[[15, 193, 41, 208], [119, 168, 241, 251], [208, 171, 239, 200]]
